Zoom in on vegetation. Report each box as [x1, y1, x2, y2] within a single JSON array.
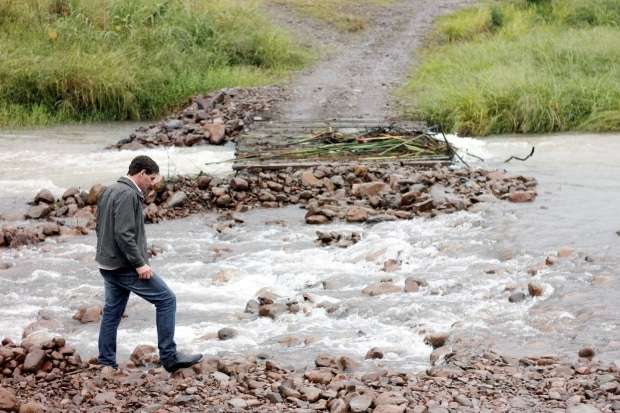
[[0, 0, 309, 127], [269, 0, 392, 33], [400, 0, 620, 136]]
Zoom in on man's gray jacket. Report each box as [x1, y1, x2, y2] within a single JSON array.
[[95, 177, 149, 269]]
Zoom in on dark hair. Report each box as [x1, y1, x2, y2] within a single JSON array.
[[128, 155, 159, 176]]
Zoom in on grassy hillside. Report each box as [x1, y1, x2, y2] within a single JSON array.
[[0, 0, 309, 127], [400, 0, 620, 136]]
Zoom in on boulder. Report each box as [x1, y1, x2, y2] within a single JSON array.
[[509, 190, 536, 203], [86, 184, 106, 205], [165, 191, 187, 208], [72, 305, 102, 323], [204, 123, 226, 144], [352, 182, 390, 198], [349, 395, 373, 412], [217, 328, 237, 341], [26, 204, 51, 219], [362, 281, 401, 297], [18, 402, 44, 413], [424, 333, 449, 349], [230, 177, 249, 191], [365, 347, 384, 359], [23, 348, 46, 372], [196, 175, 212, 189], [346, 207, 368, 223], [301, 170, 321, 187], [304, 369, 334, 384], [0, 386, 16, 411], [130, 344, 158, 366], [61, 187, 80, 200], [34, 189, 55, 205], [508, 292, 526, 303], [528, 282, 544, 297], [306, 214, 330, 225]]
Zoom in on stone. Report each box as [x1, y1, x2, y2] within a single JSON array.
[[404, 277, 422, 293], [509, 190, 536, 203], [130, 344, 158, 366], [72, 305, 102, 323], [94, 391, 117, 405], [304, 369, 334, 384], [61, 187, 80, 200], [578, 347, 595, 358], [352, 182, 390, 198], [301, 170, 321, 187], [382, 259, 400, 272], [204, 123, 226, 144], [217, 328, 237, 340], [362, 282, 401, 296], [375, 391, 407, 406], [306, 214, 330, 225], [23, 348, 46, 372], [528, 281, 544, 297], [508, 292, 526, 303], [301, 386, 321, 402], [227, 398, 247, 409], [565, 405, 602, 413], [19, 402, 44, 413], [374, 406, 406, 413], [86, 184, 106, 205], [424, 333, 449, 349], [365, 347, 384, 359], [349, 394, 372, 412], [34, 189, 55, 204], [0, 387, 16, 411], [196, 175, 212, 189], [165, 191, 187, 208], [40, 222, 60, 236], [328, 398, 348, 413], [231, 177, 249, 191], [26, 204, 51, 219], [164, 119, 183, 129]]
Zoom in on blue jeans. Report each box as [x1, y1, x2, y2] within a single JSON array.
[[98, 268, 177, 367]]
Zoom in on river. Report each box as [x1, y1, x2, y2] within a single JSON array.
[[0, 125, 618, 371]]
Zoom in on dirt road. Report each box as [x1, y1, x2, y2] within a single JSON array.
[[266, 0, 474, 121]]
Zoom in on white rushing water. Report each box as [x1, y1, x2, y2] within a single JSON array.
[[0, 127, 619, 371]]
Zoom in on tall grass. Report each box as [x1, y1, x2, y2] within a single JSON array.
[[0, 0, 310, 127], [400, 0, 620, 135]]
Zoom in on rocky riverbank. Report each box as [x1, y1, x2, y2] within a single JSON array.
[[0, 333, 617, 413], [107, 87, 284, 150], [0, 164, 536, 249]]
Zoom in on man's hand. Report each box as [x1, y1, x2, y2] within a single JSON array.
[[136, 264, 153, 280]]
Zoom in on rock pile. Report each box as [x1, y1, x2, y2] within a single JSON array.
[[1, 335, 617, 412], [5, 164, 537, 249], [108, 87, 283, 150]]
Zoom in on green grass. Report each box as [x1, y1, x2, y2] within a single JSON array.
[[269, 0, 392, 33], [400, 0, 620, 135], [0, 0, 310, 127]]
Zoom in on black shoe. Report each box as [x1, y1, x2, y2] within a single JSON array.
[[162, 352, 203, 373]]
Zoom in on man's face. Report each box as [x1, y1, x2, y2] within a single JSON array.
[[137, 170, 161, 193]]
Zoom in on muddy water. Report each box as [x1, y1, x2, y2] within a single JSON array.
[[0, 127, 619, 372]]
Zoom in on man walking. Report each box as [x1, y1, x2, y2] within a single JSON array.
[[95, 155, 202, 372]]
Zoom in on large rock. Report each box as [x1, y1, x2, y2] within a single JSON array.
[[375, 391, 407, 406], [34, 189, 55, 205], [130, 344, 158, 366], [217, 328, 237, 341], [352, 182, 390, 198], [509, 190, 536, 203], [165, 191, 187, 208], [23, 348, 46, 372], [72, 305, 102, 323], [26, 204, 51, 219], [0, 386, 16, 411], [528, 281, 544, 297], [349, 395, 373, 412], [230, 177, 249, 191], [62, 187, 80, 200], [86, 184, 106, 205], [346, 207, 368, 223], [204, 123, 226, 144], [362, 281, 401, 296], [304, 369, 334, 384], [374, 405, 406, 413], [566, 405, 602, 413], [301, 170, 321, 187], [306, 214, 330, 225]]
